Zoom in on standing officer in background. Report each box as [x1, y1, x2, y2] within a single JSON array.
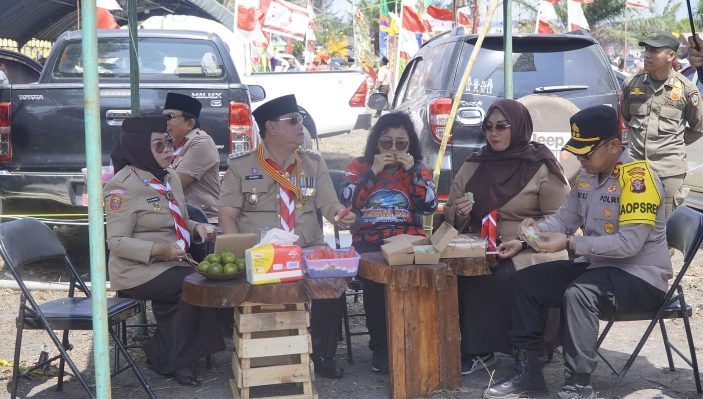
[[163, 92, 221, 223], [374, 57, 391, 117], [218, 94, 356, 379], [622, 31, 703, 219]]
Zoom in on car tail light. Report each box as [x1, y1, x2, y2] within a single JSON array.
[[229, 101, 254, 155], [349, 80, 368, 107], [0, 102, 11, 162], [436, 193, 449, 213], [429, 98, 453, 144]]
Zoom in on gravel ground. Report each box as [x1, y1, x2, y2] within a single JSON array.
[[2, 130, 703, 399]]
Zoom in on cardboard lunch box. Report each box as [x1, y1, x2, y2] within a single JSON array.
[[383, 230, 487, 259], [214, 234, 303, 285], [380, 222, 459, 265]]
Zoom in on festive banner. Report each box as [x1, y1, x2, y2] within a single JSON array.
[[423, 5, 454, 36], [262, 0, 311, 41], [567, 0, 589, 31], [379, 0, 391, 57], [457, 6, 471, 28], [536, 0, 562, 33], [399, 5, 423, 60]]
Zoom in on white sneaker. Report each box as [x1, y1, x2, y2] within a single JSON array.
[[461, 353, 497, 375]]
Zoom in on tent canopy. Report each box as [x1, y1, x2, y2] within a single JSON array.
[[0, 0, 234, 47]]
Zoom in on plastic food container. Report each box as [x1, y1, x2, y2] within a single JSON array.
[[303, 249, 360, 278], [81, 165, 114, 184]]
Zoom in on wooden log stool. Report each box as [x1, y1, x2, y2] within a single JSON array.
[[182, 274, 350, 399]]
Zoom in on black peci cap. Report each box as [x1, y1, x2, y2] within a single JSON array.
[[638, 31, 680, 52], [563, 105, 619, 156], [164, 92, 202, 118], [252, 94, 298, 132], [122, 116, 168, 134]]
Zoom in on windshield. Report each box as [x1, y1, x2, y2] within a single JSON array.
[[53, 38, 225, 79], [454, 42, 616, 98]]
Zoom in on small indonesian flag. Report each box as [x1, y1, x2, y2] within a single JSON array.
[[481, 209, 499, 252]]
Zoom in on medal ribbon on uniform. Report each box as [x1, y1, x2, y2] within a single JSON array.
[[170, 137, 190, 166], [257, 146, 300, 233], [481, 209, 499, 252], [148, 178, 190, 250]]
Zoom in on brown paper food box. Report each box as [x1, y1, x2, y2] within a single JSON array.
[[440, 234, 487, 258], [382, 234, 429, 245], [214, 233, 259, 259], [379, 222, 459, 265]]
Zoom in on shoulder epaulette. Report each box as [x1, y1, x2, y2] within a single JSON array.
[[297, 147, 321, 160], [228, 149, 256, 160]]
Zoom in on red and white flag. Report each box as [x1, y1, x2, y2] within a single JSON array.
[[567, 0, 589, 31], [261, 0, 311, 41], [625, 0, 649, 9], [399, 4, 424, 60], [536, 0, 562, 34], [481, 209, 499, 252], [423, 5, 454, 36], [457, 6, 471, 28]]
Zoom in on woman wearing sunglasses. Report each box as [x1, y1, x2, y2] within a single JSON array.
[[444, 99, 569, 376], [105, 116, 223, 386], [339, 111, 437, 374]]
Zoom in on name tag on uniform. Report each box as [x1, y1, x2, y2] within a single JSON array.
[[146, 196, 160, 204], [245, 174, 263, 180]]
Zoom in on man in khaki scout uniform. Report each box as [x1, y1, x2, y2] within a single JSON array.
[[622, 31, 703, 218], [163, 92, 221, 223], [218, 94, 356, 379]]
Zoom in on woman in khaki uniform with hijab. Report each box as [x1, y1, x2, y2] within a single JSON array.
[[105, 116, 222, 386], [445, 99, 569, 375]]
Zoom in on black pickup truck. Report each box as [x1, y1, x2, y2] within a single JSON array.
[[0, 29, 264, 225]]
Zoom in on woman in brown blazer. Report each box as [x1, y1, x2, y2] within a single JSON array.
[[444, 99, 569, 375], [105, 116, 222, 386]]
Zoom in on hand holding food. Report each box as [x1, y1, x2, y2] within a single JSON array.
[[396, 153, 415, 171], [455, 193, 474, 217], [372, 152, 397, 175]]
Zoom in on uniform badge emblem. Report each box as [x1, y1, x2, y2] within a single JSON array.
[[670, 87, 682, 101], [251, 168, 259, 174], [602, 208, 613, 218], [165, 191, 175, 200], [577, 180, 591, 189], [153, 203, 161, 211], [246, 192, 259, 206], [611, 162, 622, 177], [604, 222, 616, 234], [109, 194, 123, 211], [626, 166, 646, 193], [690, 92, 700, 108], [630, 87, 645, 96], [607, 183, 617, 193]]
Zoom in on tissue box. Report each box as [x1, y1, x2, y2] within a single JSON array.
[[380, 222, 459, 265], [245, 244, 303, 285], [440, 234, 487, 258]]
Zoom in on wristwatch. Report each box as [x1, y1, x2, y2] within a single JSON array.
[[517, 238, 529, 251], [566, 233, 573, 251]]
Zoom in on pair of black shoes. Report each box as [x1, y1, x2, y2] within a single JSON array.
[[146, 359, 202, 386], [371, 350, 389, 374], [312, 355, 344, 379]]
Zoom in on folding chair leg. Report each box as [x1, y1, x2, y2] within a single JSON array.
[[681, 310, 702, 392], [11, 309, 25, 399], [658, 320, 675, 371], [57, 329, 69, 391], [44, 328, 94, 398], [110, 329, 155, 399]]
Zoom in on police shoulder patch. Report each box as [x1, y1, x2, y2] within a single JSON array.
[[690, 91, 700, 108], [618, 161, 661, 226]]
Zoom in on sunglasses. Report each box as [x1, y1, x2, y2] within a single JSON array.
[[151, 136, 175, 154], [162, 112, 194, 121], [276, 113, 303, 125], [482, 122, 511, 133], [379, 138, 409, 151]]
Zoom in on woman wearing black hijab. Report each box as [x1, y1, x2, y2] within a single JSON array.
[[444, 99, 569, 375], [105, 116, 222, 386]]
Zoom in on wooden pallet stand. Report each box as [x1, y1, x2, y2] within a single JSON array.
[[230, 303, 318, 399]]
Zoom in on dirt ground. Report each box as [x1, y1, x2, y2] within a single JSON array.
[[1, 130, 703, 399]]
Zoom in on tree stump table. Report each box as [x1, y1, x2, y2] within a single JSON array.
[[182, 274, 350, 399], [358, 252, 488, 399]]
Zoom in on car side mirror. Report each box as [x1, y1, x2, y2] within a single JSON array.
[[248, 85, 266, 102], [367, 92, 388, 110]]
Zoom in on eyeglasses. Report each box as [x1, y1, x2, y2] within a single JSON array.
[[151, 136, 175, 154], [379, 137, 409, 151], [162, 112, 194, 121], [276, 113, 303, 125], [482, 122, 511, 134], [579, 139, 612, 160]]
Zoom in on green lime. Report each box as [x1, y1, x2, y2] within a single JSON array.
[[221, 251, 236, 264], [206, 254, 222, 264], [197, 261, 210, 273], [223, 263, 236, 274], [208, 263, 223, 274]]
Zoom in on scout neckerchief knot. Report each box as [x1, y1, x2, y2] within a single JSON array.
[[170, 137, 189, 165], [257, 146, 301, 233], [481, 209, 498, 252], [148, 178, 190, 250]]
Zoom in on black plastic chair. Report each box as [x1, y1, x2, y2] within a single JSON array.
[[596, 205, 703, 398], [0, 218, 154, 399], [330, 169, 370, 365]]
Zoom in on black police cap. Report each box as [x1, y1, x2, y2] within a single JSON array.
[[563, 105, 619, 156]]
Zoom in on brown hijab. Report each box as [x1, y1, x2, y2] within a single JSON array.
[[465, 99, 566, 230]]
